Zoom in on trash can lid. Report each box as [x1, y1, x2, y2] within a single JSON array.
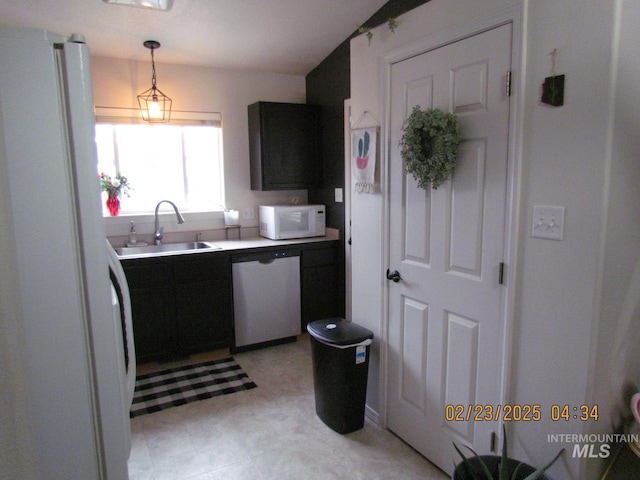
[[307, 318, 373, 345]]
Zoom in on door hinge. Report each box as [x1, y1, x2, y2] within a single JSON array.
[[505, 71, 512, 97], [491, 431, 497, 452], [498, 262, 505, 285]]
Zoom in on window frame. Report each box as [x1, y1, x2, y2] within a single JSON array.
[[94, 107, 224, 216]]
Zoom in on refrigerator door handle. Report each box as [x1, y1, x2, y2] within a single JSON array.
[[105, 241, 136, 407]]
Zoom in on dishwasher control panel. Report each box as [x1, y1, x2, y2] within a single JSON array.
[[232, 249, 300, 264]]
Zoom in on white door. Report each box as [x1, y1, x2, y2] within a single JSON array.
[[387, 23, 513, 474]]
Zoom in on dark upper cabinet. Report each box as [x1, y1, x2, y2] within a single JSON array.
[[248, 101, 320, 190]]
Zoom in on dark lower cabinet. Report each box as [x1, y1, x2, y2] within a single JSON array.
[[130, 287, 174, 362], [122, 241, 341, 363], [301, 242, 340, 330], [122, 253, 232, 364], [173, 255, 231, 354], [121, 259, 173, 363]]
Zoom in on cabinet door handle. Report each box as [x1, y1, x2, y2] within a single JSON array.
[[386, 269, 401, 283]]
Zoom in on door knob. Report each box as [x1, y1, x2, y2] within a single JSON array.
[[386, 269, 401, 283]]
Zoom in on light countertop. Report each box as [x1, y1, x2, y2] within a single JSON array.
[[115, 228, 340, 260]]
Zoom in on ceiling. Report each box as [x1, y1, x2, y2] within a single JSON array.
[[0, 0, 388, 76]]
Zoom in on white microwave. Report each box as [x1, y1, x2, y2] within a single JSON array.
[[259, 205, 326, 240]]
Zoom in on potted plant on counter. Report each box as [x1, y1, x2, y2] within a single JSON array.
[[100, 172, 132, 216], [453, 426, 564, 480]]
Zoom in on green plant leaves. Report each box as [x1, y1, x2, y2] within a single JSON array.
[[363, 131, 370, 157], [453, 442, 493, 480], [399, 106, 460, 190], [520, 448, 565, 480], [452, 425, 564, 480]]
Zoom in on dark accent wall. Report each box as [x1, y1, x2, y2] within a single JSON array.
[[305, 0, 430, 316], [306, 0, 431, 232]]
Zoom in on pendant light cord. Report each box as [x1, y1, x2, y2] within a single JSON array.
[[150, 47, 157, 89]]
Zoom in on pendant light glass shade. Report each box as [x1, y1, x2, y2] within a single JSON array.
[[137, 40, 172, 122]]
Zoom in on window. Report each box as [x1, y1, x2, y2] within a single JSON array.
[[95, 109, 223, 214]]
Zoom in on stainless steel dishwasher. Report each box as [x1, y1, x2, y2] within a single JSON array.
[[231, 250, 301, 352]]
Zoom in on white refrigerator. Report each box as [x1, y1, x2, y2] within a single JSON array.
[[0, 27, 134, 479]]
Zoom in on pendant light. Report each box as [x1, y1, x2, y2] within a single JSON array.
[[137, 40, 172, 122], [102, 0, 174, 11]]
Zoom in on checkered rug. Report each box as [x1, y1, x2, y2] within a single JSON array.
[[130, 357, 257, 418]]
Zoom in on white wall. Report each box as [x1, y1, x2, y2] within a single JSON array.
[[91, 57, 309, 242], [350, 1, 640, 479], [590, 0, 640, 444], [511, 2, 614, 478]]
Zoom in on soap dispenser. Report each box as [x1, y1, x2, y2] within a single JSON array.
[[128, 221, 137, 245]]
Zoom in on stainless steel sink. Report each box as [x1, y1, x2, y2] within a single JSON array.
[[115, 241, 222, 258]]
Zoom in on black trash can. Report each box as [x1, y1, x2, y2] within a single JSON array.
[[307, 317, 373, 434]]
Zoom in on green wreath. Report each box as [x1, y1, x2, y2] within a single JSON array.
[[399, 106, 461, 190]]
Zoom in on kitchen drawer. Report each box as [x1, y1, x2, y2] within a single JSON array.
[[172, 253, 228, 283], [302, 245, 338, 268]]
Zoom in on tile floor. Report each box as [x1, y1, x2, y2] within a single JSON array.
[[127, 334, 448, 480]]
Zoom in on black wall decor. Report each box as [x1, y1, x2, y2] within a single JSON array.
[[541, 74, 565, 107]]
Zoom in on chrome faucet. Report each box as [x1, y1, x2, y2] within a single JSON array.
[[154, 200, 185, 245]]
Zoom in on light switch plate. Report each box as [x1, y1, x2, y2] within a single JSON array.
[[532, 205, 564, 240], [242, 207, 254, 220], [335, 187, 343, 203]]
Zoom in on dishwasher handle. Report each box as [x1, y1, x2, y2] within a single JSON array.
[[232, 249, 300, 264]]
